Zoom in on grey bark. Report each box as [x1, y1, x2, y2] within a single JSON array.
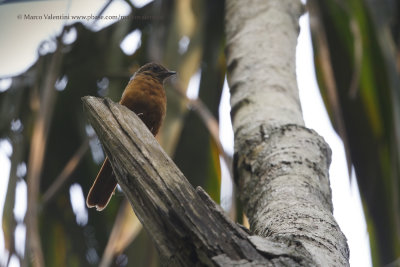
[[82, 96, 316, 266], [226, 0, 349, 266]]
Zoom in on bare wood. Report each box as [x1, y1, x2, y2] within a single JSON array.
[[82, 96, 315, 266]]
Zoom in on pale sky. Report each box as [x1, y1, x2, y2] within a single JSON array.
[[0, 1, 371, 266]]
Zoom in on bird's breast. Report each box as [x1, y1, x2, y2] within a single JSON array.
[[119, 74, 167, 135]]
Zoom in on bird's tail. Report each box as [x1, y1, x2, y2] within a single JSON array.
[[86, 157, 117, 211]]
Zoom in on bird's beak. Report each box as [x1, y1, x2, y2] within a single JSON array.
[[166, 71, 176, 77], [162, 70, 176, 81]]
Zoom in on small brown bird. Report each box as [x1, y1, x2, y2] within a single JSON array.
[[86, 62, 176, 211]]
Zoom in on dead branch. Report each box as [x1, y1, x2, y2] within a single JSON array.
[[82, 96, 315, 266]]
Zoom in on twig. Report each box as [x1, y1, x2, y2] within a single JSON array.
[[171, 84, 233, 178], [41, 139, 89, 206], [99, 200, 142, 267], [26, 39, 64, 267], [94, 0, 114, 24], [171, 83, 236, 218]]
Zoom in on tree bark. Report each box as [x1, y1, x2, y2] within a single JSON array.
[[225, 0, 349, 266], [82, 96, 317, 266]]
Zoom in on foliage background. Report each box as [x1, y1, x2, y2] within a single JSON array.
[[309, 0, 400, 265]]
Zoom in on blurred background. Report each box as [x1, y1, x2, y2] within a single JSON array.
[[0, 0, 398, 266]]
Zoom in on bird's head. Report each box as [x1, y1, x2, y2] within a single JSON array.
[[135, 62, 176, 82]]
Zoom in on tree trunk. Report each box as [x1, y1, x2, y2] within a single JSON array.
[[225, 0, 349, 266]]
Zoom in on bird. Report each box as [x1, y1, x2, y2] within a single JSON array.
[[86, 62, 176, 211]]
